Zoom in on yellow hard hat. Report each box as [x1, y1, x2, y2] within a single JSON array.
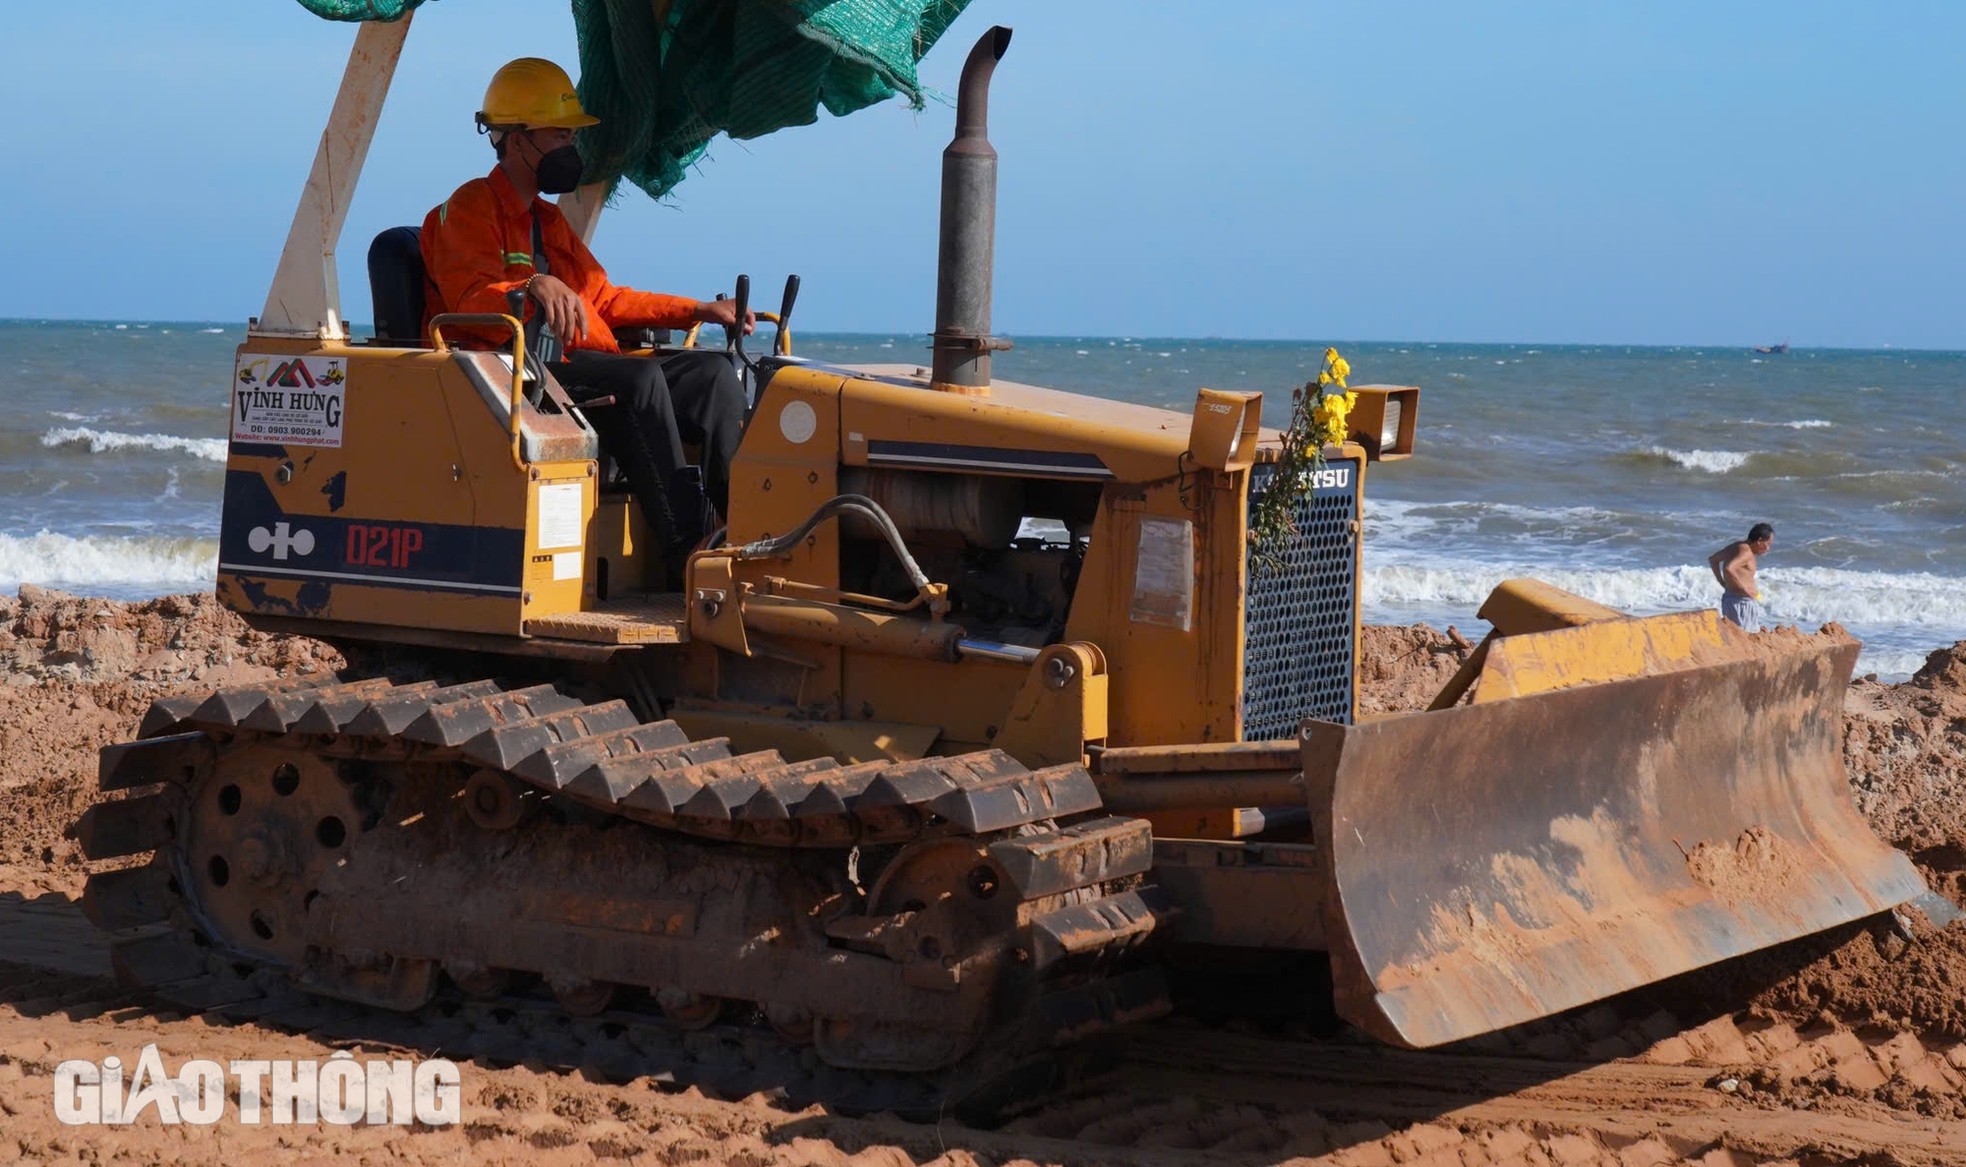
[[476, 58, 599, 131]]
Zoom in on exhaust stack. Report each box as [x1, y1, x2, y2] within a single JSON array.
[[930, 26, 1013, 395]]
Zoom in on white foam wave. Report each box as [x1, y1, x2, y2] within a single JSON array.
[[0, 532, 215, 592], [1742, 418, 1832, 429], [1645, 446, 1750, 474], [41, 426, 227, 463], [1366, 561, 1966, 681], [1364, 497, 1656, 548], [199, 327, 225, 334], [1370, 497, 1623, 526], [1365, 562, 1966, 631], [1854, 646, 1942, 682]]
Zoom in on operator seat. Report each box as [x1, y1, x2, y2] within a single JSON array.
[[367, 226, 428, 345], [366, 225, 650, 495], [366, 224, 671, 350]]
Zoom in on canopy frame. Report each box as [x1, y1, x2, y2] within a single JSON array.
[[252, 15, 609, 341]]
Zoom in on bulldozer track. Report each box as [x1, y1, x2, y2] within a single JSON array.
[[70, 674, 1176, 1118], [42, 679, 1966, 1158], [126, 674, 1119, 849]]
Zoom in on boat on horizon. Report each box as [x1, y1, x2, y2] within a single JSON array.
[[1753, 340, 1790, 354]]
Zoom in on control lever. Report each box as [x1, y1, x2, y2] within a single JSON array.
[[775, 274, 800, 356], [502, 286, 548, 404], [725, 275, 757, 409], [729, 274, 752, 367]]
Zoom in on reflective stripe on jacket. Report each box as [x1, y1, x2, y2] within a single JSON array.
[[419, 167, 700, 353]]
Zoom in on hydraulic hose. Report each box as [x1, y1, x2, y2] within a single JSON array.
[[728, 494, 933, 595]]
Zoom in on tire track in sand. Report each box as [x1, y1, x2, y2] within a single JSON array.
[[7, 890, 1966, 1166]]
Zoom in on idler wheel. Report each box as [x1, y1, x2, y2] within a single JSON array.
[[463, 769, 529, 831], [656, 986, 723, 1029], [766, 1002, 813, 1044], [548, 975, 618, 1016], [445, 962, 512, 999]]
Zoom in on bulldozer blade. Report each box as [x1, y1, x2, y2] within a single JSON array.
[[1306, 633, 1930, 1049]]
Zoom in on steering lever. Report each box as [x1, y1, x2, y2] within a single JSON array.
[[729, 274, 752, 369], [774, 275, 800, 357]]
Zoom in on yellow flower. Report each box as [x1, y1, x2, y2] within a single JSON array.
[[1312, 388, 1357, 447], [1317, 347, 1351, 391]]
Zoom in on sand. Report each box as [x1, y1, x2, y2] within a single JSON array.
[[2, 594, 1965, 1164]]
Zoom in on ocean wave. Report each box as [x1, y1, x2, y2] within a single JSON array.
[[1832, 468, 1954, 480], [41, 426, 227, 463], [1642, 446, 1751, 474], [1371, 497, 1625, 526], [1855, 646, 1945, 682], [0, 532, 215, 591], [1742, 418, 1833, 429], [1363, 497, 1710, 548], [1364, 562, 1966, 629]]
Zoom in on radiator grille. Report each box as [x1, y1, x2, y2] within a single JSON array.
[[1243, 460, 1359, 739]]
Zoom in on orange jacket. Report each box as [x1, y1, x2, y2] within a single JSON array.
[[420, 167, 701, 354]]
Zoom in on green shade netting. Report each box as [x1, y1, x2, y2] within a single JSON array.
[[295, 0, 970, 200]]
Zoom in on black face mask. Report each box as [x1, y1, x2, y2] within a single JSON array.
[[534, 143, 584, 194]]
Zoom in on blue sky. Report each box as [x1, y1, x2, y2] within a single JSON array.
[[5, 1, 1963, 347]]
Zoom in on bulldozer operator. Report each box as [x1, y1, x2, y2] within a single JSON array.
[[420, 57, 753, 562]]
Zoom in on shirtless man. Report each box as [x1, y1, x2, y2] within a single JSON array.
[[1709, 522, 1774, 633]]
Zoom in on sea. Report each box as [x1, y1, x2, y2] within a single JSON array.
[[4, 319, 1963, 681]]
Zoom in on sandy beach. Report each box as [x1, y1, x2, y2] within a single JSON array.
[[0, 591, 1963, 1164]]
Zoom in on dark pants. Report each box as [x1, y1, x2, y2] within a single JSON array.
[[549, 349, 745, 547]]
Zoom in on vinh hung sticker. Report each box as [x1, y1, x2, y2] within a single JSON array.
[[233, 354, 347, 448]]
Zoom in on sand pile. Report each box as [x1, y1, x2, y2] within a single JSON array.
[[1734, 638, 1966, 1043], [0, 586, 340, 896], [1356, 623, 1474, 713], [1844, 641, 1966, 866]]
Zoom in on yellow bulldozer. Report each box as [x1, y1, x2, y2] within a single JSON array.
[[76, 6, 1942, 1104]]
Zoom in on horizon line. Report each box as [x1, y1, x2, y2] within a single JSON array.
[[2, 317, 1960, 356]]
